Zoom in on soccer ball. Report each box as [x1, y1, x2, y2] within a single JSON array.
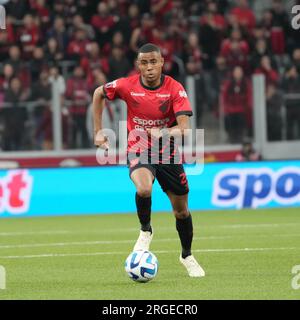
[[125, 250, 158, 282]]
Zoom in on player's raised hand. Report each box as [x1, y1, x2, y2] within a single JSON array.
[[94, 130, 109, 150]]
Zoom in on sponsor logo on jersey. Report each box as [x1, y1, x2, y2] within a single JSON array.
[[156, 93, 171, 98], [212, 167, 300, 209], [132, 116, 170, 130], [179, 90, 188, 98], [131, 92, 146, 97]]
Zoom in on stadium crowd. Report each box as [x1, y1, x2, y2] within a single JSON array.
[[0, 0, 300, 150]]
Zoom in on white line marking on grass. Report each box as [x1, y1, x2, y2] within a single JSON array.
[[219, 223, 300, 229], [0, 231, 70, 236], [66, 223, 300, 234], [0, 247, 298, 259], [0, 234, 300, 249], [1, 223, 298, 237]]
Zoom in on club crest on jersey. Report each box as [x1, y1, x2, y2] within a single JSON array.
[[179, 90, 187, 98], [159, 100, 170, 114], [105, 80, 117, 89]]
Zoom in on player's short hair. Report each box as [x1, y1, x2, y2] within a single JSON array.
[[138, 43, 161, 55]]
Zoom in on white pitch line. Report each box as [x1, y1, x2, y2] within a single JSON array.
[[219, 223, 300, 229], [0, 223, 299, 237], [0, 247, 298, 259], [1, 234, 300, 250], [0, 230, 70, 236]]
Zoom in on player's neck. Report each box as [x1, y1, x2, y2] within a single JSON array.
[[140, 75, 164, 90]]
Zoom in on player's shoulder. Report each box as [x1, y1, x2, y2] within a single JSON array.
[[164, 75, 187, 98], [104, 74, 139, 88], [124, 73, 140, 85]]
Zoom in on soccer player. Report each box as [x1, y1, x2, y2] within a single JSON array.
[[93, 43, 205, 277]]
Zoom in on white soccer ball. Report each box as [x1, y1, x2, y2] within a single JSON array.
[[125, 250, 158, 282]]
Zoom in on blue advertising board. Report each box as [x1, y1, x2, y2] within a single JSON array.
[[0, 160, 299, 218]]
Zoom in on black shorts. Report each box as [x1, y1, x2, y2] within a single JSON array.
[[129, 162, 189, 196]]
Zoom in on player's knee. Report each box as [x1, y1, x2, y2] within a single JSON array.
[[174, 209, 189, 219], [136, 185, 152, 198]]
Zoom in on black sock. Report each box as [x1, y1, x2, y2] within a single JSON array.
[[176, 213, 193, 259], [135, 193, 152, 233]]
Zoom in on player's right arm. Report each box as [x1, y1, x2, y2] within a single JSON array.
[[92, 85, 109, 150]]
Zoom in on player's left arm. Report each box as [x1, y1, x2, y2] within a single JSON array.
[[146, 114, 191, 138], [165, 114, 191, 137]]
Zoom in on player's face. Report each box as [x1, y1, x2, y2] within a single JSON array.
[[137, 51, 164, 87]]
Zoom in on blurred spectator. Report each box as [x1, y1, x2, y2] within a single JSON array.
[[45, 37, 64, 66], [102, 30, 127, 57], [31, 69, 51, 106], [69, 14, 95, 41], [250, 39, 271, 71], [31, 69, 52, 148], [235, 137, 261, 161], [182, 32, 203, 75], [152, 28, 176, 76], [229, 0, 256, 33], [30, 46, 48, 83], [30, 0, 50, 32], [47, 16, 69, 53], [49, 65, 66, 98], [199, 0, 226, 69], [5, 47, 31, 89], [18, 14, 41, 60], [3, 77, 29, 150], [86, 69, 116, 143], [35, 104, 69, 150], [108, 46, 131, 81], [282, 65, 300, 140], [0, 18, 14, 60], [6, 0, 29, 21], [254, 55, 279, 86], [51, 0, 65, 18], [266, 84, 283, 141], [220, 28, 250, 73], [5, 46, 22, 73], [91, 2, 119, 46], [209, 55, 229, 114], [250, 23, 269, 49], [130, 13, 155, 54], [221, 66, 252, 143], [269, 0, 290, 55], [0, 64, 15, 93], [150, 0, 173, 25], [193, 65, 206, 128], [35, 66, 68, 150], [63, 0, 79, 25], [122, 3, 141, 42], [67, 28, 90, 61], [66, 66, 90, 148], [291, 48, 300, 74], [80, 42, 109, 86]]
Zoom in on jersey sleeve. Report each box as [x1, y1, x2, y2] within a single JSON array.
[[102, 78, 126, 101], [172, 82, 193, 117]]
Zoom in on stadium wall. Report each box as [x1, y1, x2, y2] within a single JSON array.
[[0, 160, 299, 218]]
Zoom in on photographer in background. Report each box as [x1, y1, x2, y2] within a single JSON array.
[[235, 137, 262, 161]]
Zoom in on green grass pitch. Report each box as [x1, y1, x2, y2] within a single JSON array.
[[0, 207, 299, 300]]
